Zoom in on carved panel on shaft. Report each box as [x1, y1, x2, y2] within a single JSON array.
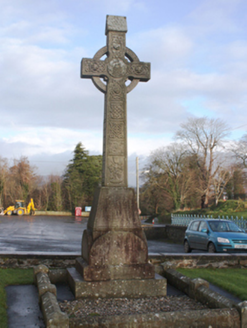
[[108, 140, 124, 156], [109, 122, 124, 139], [108, 156, 124, 185], [110, 101, 124, 119]]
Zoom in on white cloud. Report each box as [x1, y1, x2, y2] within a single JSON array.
[[1, 127, 103, 156], [0, 0, 247, 179], [129, 26, 194, 70], [188, 0, 243, 34]]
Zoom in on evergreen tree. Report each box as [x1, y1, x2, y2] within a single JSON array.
[[63, 143, 102, 210]]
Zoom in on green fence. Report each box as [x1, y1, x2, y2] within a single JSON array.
[[171, 213, 247, 230]]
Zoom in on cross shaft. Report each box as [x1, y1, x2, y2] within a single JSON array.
[[81, 15, 150, 187]]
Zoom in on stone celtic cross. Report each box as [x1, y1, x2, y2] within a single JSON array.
[[81, 15, 150, 187]]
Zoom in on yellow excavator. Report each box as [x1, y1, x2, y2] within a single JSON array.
[[0, 198, 36, 216]]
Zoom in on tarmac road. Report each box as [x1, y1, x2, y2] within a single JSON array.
[[0, 215, 194, 254]]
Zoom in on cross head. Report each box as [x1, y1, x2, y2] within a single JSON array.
[[81, 15, 150, 187]]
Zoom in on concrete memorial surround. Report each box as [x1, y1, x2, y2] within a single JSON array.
[[67, 15, 166, 298]]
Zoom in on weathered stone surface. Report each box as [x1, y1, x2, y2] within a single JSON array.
[[80, 186, 153, 281], [239, 259, 247, 266], [80, 16, 150, 282], [77, 15, 156, 297], [162, 261, 176, 270], [188, 278, 209, 298], [80, 184, 153, 282], [33, 264, 49, 275], [81, 15, 150, 188], [163, 267, 237, 310], [76, 257, 154, 281], [84, 187, 146, 239], [68, 308, 240, 328], [41, 291, 69, 328], [36, 271, 57, 300], [163, 268, 191, 295], [235, 301, 247, 328], [48, 269, 68, 284], [67, 267, 166, 299], [196, 285, 236, 309]]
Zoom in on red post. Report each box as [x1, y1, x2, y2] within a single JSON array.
[[75, 207, 82, 216]]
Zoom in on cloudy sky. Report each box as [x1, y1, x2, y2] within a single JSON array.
[[1, 0, 247, 186]]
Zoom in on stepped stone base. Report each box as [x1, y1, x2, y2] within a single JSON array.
[[76, 257, 154, 281], [67, 267, 167, 299]]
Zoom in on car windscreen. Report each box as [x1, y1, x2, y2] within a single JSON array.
[[208, 221, 242, 232]]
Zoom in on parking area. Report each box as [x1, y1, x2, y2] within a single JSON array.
[[0, 215, 207, 255]]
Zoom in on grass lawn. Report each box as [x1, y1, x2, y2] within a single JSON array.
[[177, 268, 247, 301], [0, 268, 34, 328]]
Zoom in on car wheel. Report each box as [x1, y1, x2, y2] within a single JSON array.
[[208, 242, 216, 253], [184, 240, 191, 253], [6, 210, 12, 216]]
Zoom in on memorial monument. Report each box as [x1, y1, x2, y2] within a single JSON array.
[[68, 15, 166, 298]]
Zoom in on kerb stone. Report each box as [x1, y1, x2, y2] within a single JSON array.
[[235, 301, 247, 328], [41, 292, 69, 328], [69, 308, 240, 328], [36, 271, 57, 301]]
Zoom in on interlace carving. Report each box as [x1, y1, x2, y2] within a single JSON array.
[[109, 122, 124, 139], [110, 101, 124, 119]]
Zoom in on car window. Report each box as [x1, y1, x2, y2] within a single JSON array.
[[208, 221, 242, 232], [199, 221, 208, 232], [227, 222, 242, 232], [189, 221, 200, 231]]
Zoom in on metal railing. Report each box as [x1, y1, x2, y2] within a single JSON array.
[[171, 213, 247, 230]]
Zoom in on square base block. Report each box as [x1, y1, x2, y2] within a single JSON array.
[[76, 257, 154, 281], [67, 267, 167, 299]]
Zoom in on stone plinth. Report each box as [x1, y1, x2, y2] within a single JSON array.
[[76, 257, 154, 281], [81, 187, 155, 282], [67, 267, 166, 299], [67, 187, 167, 299]]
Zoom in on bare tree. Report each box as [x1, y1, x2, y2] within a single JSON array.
[[231, 134, 247, 168], [176, 117, 229, 208], [0, 157, 9, 207], [144, 143, 193, 210], [213, 166, 233, 206], [6, 157, 38, 205]]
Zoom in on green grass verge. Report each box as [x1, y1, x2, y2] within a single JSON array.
[[177, 268, 247, 301], [0, 268, 34, 328]]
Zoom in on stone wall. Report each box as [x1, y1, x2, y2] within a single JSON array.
[[148, 254, 247, 273], [143, 225, 186, 243], [0, 255, 77, 269], [164, 225, 186, 243], [1, 254, 247, 270]]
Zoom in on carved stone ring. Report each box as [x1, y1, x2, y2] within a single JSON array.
[[92, 46, 140, 94]]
